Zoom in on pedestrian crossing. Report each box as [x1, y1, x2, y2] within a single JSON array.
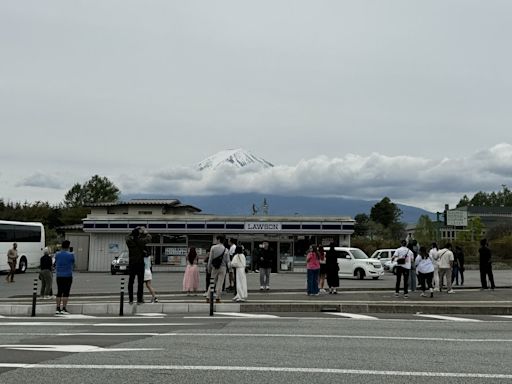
[[0, 313, 511, 322]]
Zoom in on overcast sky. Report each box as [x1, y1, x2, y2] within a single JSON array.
[[1, 1, 511, 212]]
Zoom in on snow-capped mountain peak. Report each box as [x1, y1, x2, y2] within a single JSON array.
[[197, 148, 274, 171]]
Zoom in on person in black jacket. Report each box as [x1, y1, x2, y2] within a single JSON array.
[[126, 227, 152, 304], [479, 239, 495, 290], [40, 248, 53, 298], [259, 242, 273, 290], [452, 246, 465, 286], [325, 242, 340, 294]]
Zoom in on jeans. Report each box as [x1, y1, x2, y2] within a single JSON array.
[[260, 268, 271, 287], [395, 267, 409, 294], [480, 265, 495, 289], [451, 265, 464, 285], [128, 262, 145, 303], [438, 268, 452, 291], [307, 269, 320, 295], [409, 268, 417, 291]]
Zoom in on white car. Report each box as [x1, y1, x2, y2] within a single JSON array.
[[370, 249, 397, 266], [324, 247, 384, 280], [383, 259, 398, 274]]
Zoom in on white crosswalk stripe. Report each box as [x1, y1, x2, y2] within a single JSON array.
[[327, 313, 378, 320], [415, 314, 482, 322]]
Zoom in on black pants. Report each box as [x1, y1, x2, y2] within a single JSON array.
[[418, 272, 434, 292], [128, 262, 145, 303], [395, 267, 409, 294], [480, 265, 495, 289]]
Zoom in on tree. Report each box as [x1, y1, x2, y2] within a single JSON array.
[[64, 175, 120, 207], [354, 213, 370, 237], [414, 215, 436, 245], [458, 216, 485, 242], [370, 197, 402, 228]]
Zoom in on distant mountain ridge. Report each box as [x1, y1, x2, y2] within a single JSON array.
[[123, 193, 434, 223]]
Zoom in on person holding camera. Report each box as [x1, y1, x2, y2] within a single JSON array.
[[392, 240, 414, 298], [126, 226, 152, 304]]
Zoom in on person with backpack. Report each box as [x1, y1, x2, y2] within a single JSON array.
[[206, 235, 230, 303]]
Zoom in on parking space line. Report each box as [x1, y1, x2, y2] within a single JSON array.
[[415, 314, 482, 322]]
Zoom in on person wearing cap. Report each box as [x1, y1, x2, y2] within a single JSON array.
[[40, 248, 53, 298]]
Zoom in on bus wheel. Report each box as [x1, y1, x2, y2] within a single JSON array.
[[18, 257, 28, 273]]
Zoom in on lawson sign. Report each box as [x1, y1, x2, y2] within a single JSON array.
[[245, 222, 282, 231]]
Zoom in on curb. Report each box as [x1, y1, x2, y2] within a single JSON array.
[[1, 302, 511, 316]]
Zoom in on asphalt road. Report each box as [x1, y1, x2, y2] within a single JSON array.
[[1, 269, 511, 298], [1, 313, 512, 383]]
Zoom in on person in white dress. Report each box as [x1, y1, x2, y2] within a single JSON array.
[[144, 254, 158, 303], [230, 246, 248, 302]]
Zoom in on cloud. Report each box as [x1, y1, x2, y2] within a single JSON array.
[[120, 143, 512, 211], [16, 172, 65, 190]]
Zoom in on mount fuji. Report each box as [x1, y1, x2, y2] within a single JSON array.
[[197, 148, 274, 170]]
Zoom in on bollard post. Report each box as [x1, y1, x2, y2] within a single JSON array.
[[119, 277, 125, 316], [209, 276, 214, 316], [31, 278, 38, 317]]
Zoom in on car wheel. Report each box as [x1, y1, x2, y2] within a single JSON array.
[[356, 269, 365, 280], [17, 257, 27, 273]]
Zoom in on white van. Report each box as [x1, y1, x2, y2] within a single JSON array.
[[324, 247, 384, 280]]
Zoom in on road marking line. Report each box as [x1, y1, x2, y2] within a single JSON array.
[[415, 314, 482, 322], [92, 323, 192, 327], [136, 313, 166, 317], [496, 315, 512, 319], [0, 345, 162, 353], [215, 312, 280, 318], [0, 363, 510, 378], [327, 313, 378, 320], [0, 332, 510, 343]]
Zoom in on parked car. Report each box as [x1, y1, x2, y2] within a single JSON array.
[[384, 259, 398, 274], [111, 251, 129, 275], [370, 249, 396, 266], [324, 247, 384, 280]]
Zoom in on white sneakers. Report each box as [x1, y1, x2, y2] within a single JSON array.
[[447, 289, 455, 294]]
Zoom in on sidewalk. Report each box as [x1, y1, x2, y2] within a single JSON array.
[[0, 270, 510, 316]]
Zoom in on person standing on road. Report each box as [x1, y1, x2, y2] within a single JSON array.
[[207, 235, 230, 303], [318, 245, 327, 293], [126, 226, 152, 305], [143, 252, 158, 303], [183, 247, 200, 295], [408, 239, 419, 292], [226, 238, 237, 293], [392, 240, 413, 298], [259, 242, 273, 290], [231, 245, 248, 302], [479, 239, 496, 291], [55, 240, 75, 315], [437, 243, 455, 294], [430, 243, 440, 291], [39, 248, 53, 298], [6, 243, 18, 283], [415, 246, 435, 298], [306, 245, 321, 296], [452, 246, 465, 286], [325, 242, 340, 294]]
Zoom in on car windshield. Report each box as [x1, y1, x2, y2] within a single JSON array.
[[351, 249, 369, 259]]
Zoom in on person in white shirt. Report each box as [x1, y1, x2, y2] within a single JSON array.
[[392, 240, 414, 298], [437, 243, 455, 294], [429, 243, 440, 291], [415, 246, 435, 298]]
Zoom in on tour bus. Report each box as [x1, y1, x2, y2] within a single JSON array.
[[0, 220, 45, 273]]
